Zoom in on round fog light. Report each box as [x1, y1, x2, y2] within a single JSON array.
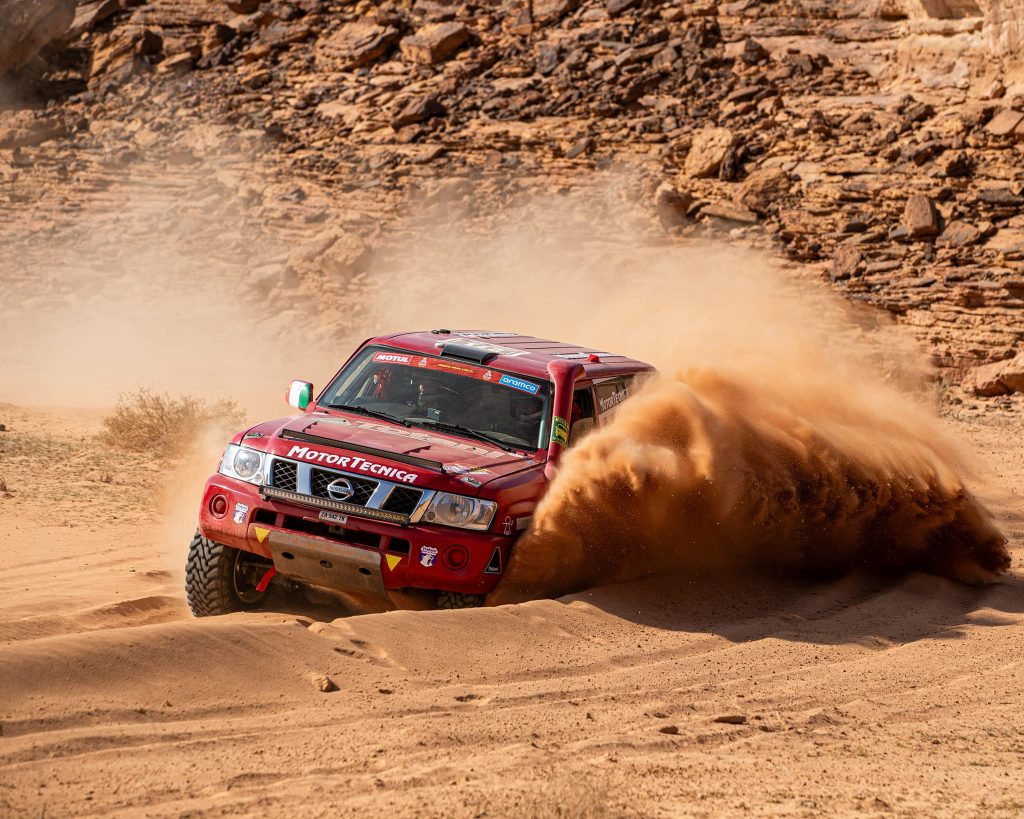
[[442, 544, 470, 571], [209, 494, 228, 518]]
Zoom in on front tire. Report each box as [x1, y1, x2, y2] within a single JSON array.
[[185, 531, 272, 617]]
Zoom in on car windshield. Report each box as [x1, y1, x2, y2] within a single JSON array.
[[319, 346, 552, 451]]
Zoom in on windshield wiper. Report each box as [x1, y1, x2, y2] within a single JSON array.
[[406, 419, 519, 453], [328, 404, 410, 427]]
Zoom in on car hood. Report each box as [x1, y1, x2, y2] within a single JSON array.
[[242, 412, 543, 491]]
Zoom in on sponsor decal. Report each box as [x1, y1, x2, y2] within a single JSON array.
[[385, 554, 402, 571], [502, 515, 514, 536], [364, 353, 546, 399], [498, 374, 540, 394], [285, 445, 419, 483], [485, 547, 503, 574], [555, 352, 612, 360], [443, 464, 491, 475], [599, 388, 629, 414], [243, 431, 264, 439], [318, 510, 348, 525], [233, 503, 249, 524], [373, 352, 413, 364], [419, 545, 438, 567], [459, 475, 483, 488], [551, 416, 569, 447], [455, 331, 518, 338]]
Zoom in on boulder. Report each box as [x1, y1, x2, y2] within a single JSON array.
[[316, 23, 399, 70], [964, 354, 1024, 396], [226, 0, 262, 12], [937, 221, 982, 248], [735, 167, 791, 215], [0, 110, 66, 148], [904, 194, 940, 238], [391, 94, 446, 129], [654, 182, 693, 229], [533, 0, 579, 24], [683, 127, 735, 179], [985, 108, 1024, 137], [0, 0, 77, 73], [701, 201, 758, 224], [400, 22, 469, 65], [831, 245, 864, 281]]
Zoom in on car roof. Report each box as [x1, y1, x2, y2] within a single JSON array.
[[373, 330, 654, 380]]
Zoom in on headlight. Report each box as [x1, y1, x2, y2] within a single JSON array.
[[423, 492, 497, 531], [219, 444, 266, 485]]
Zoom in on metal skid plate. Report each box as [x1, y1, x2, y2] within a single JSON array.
[[267, 530, 387, 597]]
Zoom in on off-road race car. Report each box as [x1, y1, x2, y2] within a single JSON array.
[[186, 330, 653, 614]]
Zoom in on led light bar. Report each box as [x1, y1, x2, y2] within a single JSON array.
[[260, 486, 410, 525]]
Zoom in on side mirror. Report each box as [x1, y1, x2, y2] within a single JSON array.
[[287, 380, 313, 411]]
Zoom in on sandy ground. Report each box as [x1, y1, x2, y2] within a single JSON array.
[[0, 404, 1022, 817]]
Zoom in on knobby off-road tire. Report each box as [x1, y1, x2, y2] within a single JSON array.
[[437, 592, 484, 609], [185, 531, 271, 617]]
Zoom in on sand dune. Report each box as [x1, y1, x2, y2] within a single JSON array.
[[0, 405, 1022, 816], [1, 382, 1022, 819]]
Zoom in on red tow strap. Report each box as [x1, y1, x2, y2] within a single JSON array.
[[255, 566, 278, 593]]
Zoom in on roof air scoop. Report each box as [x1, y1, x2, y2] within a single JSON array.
[[439, 341, 500, 365]]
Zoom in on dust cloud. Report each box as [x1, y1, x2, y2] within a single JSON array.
[[0, 146, 349, 417], [352, 187, 1009, 600], [3, 168, 1007, 595]]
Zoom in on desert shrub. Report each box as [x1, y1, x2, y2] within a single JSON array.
[[100, 389, 243, 456]]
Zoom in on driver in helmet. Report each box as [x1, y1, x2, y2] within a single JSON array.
[[508, 394, 543, 442]]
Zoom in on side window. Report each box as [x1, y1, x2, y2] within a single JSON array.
[[569, 386, 596, 445], [594, 377, 634, 422]]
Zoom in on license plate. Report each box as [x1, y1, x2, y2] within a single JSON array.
[[318, 510, 348, 525]]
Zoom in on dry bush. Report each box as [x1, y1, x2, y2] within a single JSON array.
[[100, 389, 243, 456]]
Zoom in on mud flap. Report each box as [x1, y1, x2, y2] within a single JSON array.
[[267, 530, 387, 598]]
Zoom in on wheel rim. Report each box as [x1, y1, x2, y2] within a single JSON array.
[[232, 550, 271, 604]]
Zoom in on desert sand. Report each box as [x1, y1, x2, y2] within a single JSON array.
[[1, 403, 1022, 817]]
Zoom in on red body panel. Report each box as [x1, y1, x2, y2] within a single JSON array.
[[196, 330, 653, 597]]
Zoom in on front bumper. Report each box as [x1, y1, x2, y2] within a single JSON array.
[[197, 476, 510, 597]]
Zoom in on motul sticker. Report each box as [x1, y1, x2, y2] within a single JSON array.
[[373, 352, 413, 364]]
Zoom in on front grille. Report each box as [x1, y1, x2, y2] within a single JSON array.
[[310, 468, 377, 506], [382, 486, 423, 516], [271, 459, 298, 491]]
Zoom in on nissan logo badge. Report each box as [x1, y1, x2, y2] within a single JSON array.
[[326, 477, 355, 502]]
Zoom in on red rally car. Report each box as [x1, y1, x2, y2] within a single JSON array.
[[187, 330, 653, 614]]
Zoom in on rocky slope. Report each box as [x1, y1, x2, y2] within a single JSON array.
[[2, 0, 1023, 395]]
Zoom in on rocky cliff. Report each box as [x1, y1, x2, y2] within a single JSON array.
[[1, 0, 1022, 398]]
